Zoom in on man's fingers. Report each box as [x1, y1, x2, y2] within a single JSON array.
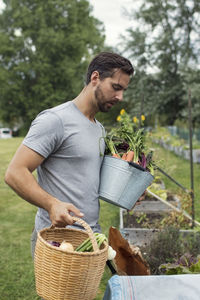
[[66, 203, 84, 217], [64, 210, 75, 225], [49, 201, 84, 227], [60, 204, 84, 226], [51, 211, 74, 227]]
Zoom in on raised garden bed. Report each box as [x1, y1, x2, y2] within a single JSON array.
[[120, 193, 194, 247], [153, 138, 200, 163], [132, 192, 180, 214], [124, 211, 172, 229]]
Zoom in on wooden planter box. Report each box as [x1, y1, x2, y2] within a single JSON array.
[[120, 218, 194, 247], [120, 194, 194, 247]]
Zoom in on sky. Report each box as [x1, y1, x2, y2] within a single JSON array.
[[88, 0, 134, 48], [0, 0, 134, 49]]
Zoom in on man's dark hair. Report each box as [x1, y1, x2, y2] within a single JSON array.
[[86, 52, 134, 85]]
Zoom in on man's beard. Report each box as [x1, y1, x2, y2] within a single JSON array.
[[95, 85, 115, 112]]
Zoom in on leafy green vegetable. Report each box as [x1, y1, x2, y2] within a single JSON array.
[[104, 109, 154, 173], [75, 233, 107, 252], [159, 253, 200, 275]]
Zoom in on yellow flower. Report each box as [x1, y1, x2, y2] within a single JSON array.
[[133, 116, 138, 123], [141, 115, 145, 121], [117, 115, 121, 122], [120, 109, 125, 115]]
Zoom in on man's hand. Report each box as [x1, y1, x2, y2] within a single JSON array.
[[138, 190, 147, 202], [130, 190, 147, 211], [48, 200, 84, 227]]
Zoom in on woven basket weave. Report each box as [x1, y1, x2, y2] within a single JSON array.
[[34, 217, 108, 300]]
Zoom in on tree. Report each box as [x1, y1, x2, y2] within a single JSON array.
[[122, 0, 200, 125], [124, 70, 160, 124], [181, 67, 200, 127], [0, 0, 105, 130]]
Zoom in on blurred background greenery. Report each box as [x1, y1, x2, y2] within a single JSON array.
[[0, 0, 200, 135]]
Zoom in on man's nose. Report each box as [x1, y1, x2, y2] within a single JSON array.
[[116, 90, 123, 101]]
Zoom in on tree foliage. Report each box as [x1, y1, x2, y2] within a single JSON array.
[[122, 0, 200, 125], [181, 67, 200, 127], [0, 0, 105, 130]]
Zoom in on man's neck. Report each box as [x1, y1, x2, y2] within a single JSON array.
[[72, 86, 98, 122]]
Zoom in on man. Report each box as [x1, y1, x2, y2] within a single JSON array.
[[5, 52, 134, 256]]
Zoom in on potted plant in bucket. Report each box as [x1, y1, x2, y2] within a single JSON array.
[[99, 109, 154, 210]]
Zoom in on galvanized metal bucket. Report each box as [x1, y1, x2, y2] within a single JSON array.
[[99, 155, 154, 210]]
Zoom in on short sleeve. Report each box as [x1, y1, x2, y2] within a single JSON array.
[[23, 110, 64, 158]]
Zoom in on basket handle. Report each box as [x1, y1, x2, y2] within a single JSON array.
[[71, 216, 99, 252]]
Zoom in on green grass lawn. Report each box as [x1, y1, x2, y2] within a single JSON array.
[[0, 137, 119, 299], [1, 137, 200, 299], [148, 139, 200, 218]]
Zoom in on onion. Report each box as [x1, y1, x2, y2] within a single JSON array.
[[47, 240, 60, 247], [60, 241, 74, 252], [108, 246, 116, 260]]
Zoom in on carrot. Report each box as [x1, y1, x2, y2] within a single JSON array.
[[122, 153, 127, 160], [125, 150, 134, 162], [112, 153, 120, 158]]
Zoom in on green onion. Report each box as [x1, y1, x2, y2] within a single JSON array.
[[75, 233, 107, 252]]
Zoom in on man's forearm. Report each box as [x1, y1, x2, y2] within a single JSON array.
[[4, 166, 58, 212], [5, 162, 84, 227], [5, 144, 83, 227]]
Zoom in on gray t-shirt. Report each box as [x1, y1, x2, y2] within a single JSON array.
[[23, 101, 105, 232]]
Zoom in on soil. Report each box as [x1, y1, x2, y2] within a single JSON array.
[[123, 193, 175, 228], [123, 207, 191, 230], [123, 211, 167, 229], [123, 191, 192, 230]]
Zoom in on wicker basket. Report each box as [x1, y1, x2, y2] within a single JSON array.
[[34, 217, 108, 300]]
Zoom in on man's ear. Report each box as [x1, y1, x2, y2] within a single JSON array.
[[90, 71, 100, 86]]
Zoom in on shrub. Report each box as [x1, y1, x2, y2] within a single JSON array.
[[142, 226, 200, 274], [141, 226, 184, 274]]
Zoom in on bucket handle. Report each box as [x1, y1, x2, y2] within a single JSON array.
[[128, 161, 146, 171]]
